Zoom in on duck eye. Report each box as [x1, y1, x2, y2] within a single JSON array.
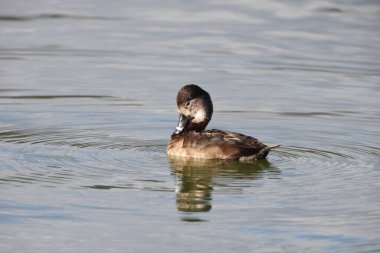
[[184, 101, 190, 108]]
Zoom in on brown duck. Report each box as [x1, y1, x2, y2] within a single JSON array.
[[167, 84, 279, 161]]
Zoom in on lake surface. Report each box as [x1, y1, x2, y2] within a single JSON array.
[[1, 0, 380, 252]]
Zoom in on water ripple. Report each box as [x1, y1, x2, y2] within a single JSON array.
[[0, 127, 168, 190], [0, 13, 124, 22], [0, 126, 379, 201]]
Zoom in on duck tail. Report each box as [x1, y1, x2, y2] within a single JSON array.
[[239, 145, 281, 161], [257, 144, 281, 159]]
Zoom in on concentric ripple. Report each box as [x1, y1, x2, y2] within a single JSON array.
[[1, 126, 379, 191], [270, 144, 380, 181], [0, 127, 170, 191]]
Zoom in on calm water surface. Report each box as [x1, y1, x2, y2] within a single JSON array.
[[1, 0, 380, 252]]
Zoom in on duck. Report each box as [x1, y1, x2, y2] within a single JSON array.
[[167, 84, 279, 161]]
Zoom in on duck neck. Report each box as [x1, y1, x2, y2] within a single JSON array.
[[186, 96, 213, 132], [186, 119, 210, 132]]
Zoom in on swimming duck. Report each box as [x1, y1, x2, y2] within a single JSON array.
[[167, 84, 278, 161]]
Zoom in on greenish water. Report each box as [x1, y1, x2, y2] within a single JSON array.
[[0, 0, 379, 252]]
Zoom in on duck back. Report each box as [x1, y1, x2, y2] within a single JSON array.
[[167, 129, 269, 160]]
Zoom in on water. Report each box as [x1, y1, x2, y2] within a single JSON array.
[[1, 0, 380, 252]]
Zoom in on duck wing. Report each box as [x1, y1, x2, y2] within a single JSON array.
[[182, 129, 268, 160]]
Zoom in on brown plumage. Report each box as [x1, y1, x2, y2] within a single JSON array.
[[167, 84, 278, 161]]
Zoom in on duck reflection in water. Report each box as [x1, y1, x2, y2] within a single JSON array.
[[169, 157, 280, 214]]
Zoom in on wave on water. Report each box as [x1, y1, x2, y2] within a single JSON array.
[[0, 126, 379, 194], [0, 127, 168, 189], [0, 13, 124, 21]]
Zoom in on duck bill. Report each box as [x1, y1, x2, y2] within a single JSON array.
[[174, 114, 191, 134]]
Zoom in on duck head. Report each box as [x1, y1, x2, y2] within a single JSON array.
[[174, 84, 213, 134]]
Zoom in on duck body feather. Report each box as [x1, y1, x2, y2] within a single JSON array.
[[167, 129, 270, 160]]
